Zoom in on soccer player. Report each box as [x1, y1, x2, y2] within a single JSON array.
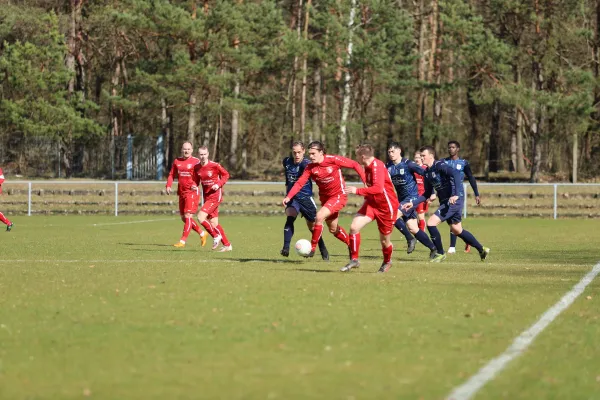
[[402, 146, 490, 262], [343, 144, 399, 273], [0, 168, 14, 231], [444, 141, 481, 254], [281, 141, 329, 260], [282, 140, 366, 258], [193, 146, 232, 252], [166, 142, 206, 247], [387, 143, 439, 259], [414, 150, 431, 232]]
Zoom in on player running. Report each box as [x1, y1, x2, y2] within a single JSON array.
[[402, 146, 490, 263], [386, 143, 439, 259], [343, 144, 399, 273], [166, 142, 206, 248], [283, 140, 366, 258], [414, 151, 431, 232], [444, 140, 481, 254], [0, 168, 14, 231], [281, 141, 329, 260], [193, 146, 232, 252]]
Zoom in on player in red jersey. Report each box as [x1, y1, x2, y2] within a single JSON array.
[[166, 142, 206, 248], [283, 141, 366, 257], [413, 151, 433, 232], [343, 144, 399, 273], [192, 146, 232, 252], [0, 168, 14, 231]]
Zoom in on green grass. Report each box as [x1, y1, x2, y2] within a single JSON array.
[[0, 216, 599, 399]]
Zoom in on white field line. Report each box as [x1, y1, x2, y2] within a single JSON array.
[[91, 218, 176, 226], [446, 261, 600, 400]]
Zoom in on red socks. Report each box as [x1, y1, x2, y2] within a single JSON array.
[[200, 220, 217, 237], [349, 233, 361, 260], [191, 220, 202, 234], [180, 217, 193, 242], [334, 226, 349, 245], [0, 212, 10, 226], [418, 219, 426, 232], [215, 225, 230, 246], [382, 244, 393, 264], [311, 224, 324, 251]]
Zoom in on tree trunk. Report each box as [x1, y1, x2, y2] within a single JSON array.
[[466, 74, 484, 174], [161, 98, 170, 174], [321, 29, 329, 144], [339, 0, 357, 156], [489, 98, 501, 172], [415, 0, 428, 143], [230, 70, 240, 170], [529, 59, 544, 183], [388, 99, 396, 144], [187, 91, 197, 144], [312, 64, 321, 143], [572, 132, 578, 183], [510, 118, 517, 172], [291, 0, 303, 137], [300, 0, 311, 142]]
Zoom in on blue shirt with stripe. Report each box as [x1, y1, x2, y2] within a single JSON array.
[[283, 157, 313, 199], [443, 157, 479, 197], [386, 158, 425, 202]]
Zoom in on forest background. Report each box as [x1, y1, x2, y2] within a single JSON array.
[[1, 0, 599, 182]]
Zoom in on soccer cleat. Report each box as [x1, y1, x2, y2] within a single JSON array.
[[320, 248, 330, 261], [430, 253, 446, 263], [6, 223, 13, 232], [378, 262, 392, 273], [340, 259, 360, 272], [407, 238, 417, 254], [304, 250, 315, 258], [200, 233, 207, 247], [429, 248, 438, 260], [465, 244, 471, 253], [447, 247, 456, 254], [173, 242, 186, 248], [218, 245, 233, 252], [212, 235, 222, 250], [479, 247, 490, 261], [280, 248, 290, 257]]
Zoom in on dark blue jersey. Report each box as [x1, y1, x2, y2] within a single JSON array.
[[386, 158, 425, 202], [283, 157, 313, 199], [443, 157, 479, 197], [413, 160, 461, 207]]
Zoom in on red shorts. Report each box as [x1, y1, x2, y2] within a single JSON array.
[[357, 201, 396, 235], [200, 198, 221, 219], [320, 194, 348, 221], [179, 193, 199, 215], [416, 201, 429, 214]]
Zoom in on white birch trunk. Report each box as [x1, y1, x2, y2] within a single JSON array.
[[339, 0, 357, 157]]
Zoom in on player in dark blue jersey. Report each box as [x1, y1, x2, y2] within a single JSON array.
[[402, 146, 490, 263], [281, 141, 329, 260], [444, 141, 481, 254], [386, 143, 438, 258]]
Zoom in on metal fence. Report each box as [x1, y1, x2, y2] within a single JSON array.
[[1, 181, 599, 218]]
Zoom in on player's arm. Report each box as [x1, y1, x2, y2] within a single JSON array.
[[283, 167, 311, 205], [165, 163, 177, 195], [402, 180, 432, 210], [463, 162, 481, 204], [354, 163, 385, 196], [333, 156, 366, 183], [407, 161, 426, 176], [216, 164, 230, 188]]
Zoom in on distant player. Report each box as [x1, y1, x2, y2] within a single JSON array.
[[444, 141, 481, 254], [413, 151, 432, 232], [0, 168, 14, 231], [193, 146, 232, 252], [166, 142, 206, 248], [386, 143, 438, 259], [343, 144, 399, 273], [283, 141, 366, 257], [281, 141, 329, 260], [402, 146, 489, 262]]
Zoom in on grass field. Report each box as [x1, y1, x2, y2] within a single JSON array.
[[0, 216, 599, 399]]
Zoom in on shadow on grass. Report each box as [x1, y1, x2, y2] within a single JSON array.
[[119, 242, 174, 247], [221, 258, 304, 264]]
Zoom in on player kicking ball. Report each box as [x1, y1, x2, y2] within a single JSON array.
[[402, 146, 490, 262], [343, 144, 399, 273], [192, 146, 233, 252]]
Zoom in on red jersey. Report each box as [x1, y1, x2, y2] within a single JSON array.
[[166, 156, 200, 196], [193, 161, 230, 201], [287, 155, 366, 199], [356, 158, 399, 214], [414, 167, 425, 196]]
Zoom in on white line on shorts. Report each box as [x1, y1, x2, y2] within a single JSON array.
[[446, 261, 600, 400], [91, 218, 175, 226]]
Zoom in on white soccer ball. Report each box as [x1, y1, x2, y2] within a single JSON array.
[[295, 239, 312, 257]]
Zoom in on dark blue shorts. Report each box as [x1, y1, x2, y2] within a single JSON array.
[[434, 199, 463, 225], [399, 199, 418, 221], [288, 197, 318, 222]]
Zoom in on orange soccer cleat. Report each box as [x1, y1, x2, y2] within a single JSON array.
[[173, 242, 186, 248], [200, 233, 207, 247]]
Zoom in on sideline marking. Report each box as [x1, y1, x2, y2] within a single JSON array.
[[447, 261, 600, 400], [91, 218, 175, 226]]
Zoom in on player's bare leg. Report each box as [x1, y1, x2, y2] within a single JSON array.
[[450, 222, 489, 261], [341, 214, 371, 272], [211, 217, 232, 252], [378, 233, 394, 273], [306, 220, 329, 261], [325, 213, 350, 246], [281, 207, 298, 257], [426, 214, 446, 262]]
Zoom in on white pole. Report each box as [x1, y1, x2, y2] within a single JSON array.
[[115, 182, 119, 217], [463, 182, 468, 218], [27, 182, 32, 216], [553, 184, 558, 220]]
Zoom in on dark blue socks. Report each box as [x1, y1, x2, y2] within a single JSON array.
[[283, 216, 296, 249], [427, 225, 444, 254], [395, 219, 414, 242]]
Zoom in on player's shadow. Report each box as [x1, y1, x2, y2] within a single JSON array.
[[293, 268, 337, 273], [222, 258, 303, 264], [119, 242, 174, 247]]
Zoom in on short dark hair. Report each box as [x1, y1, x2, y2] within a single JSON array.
[[419, 145, 436, 157], [291, 141, 305, 149], [388, 142, 402, 152], [448, 140, 460, 149], [308, 140, 326, 154], [355, 143, 374, 158]]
